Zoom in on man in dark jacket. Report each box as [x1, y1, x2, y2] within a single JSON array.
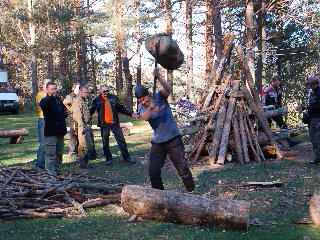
[[301, 76, 320, 164], [260, 75, 300, 148], [90, 85, 135, 165], [39, 82, 68, 175]]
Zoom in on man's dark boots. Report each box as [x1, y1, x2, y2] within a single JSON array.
[[287, 138, 301, 148], [181, 174, 195, 192], [79, 157, 93, 169]]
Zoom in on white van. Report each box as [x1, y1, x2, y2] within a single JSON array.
[[0, 70, 20, 114]]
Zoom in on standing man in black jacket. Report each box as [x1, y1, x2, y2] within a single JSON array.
[[301, 76, 320, 164], [90, 85, 135, 165], [39, 82, 68, 175]]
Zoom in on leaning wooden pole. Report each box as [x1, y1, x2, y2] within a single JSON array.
[[121, 185, 250, 230], [216, 80, 240, 164], [235, 45, 282, 158]]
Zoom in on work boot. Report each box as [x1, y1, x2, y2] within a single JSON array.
[[181, 175, 195, 193], [124, 157, 136, 164], [287, 138, 301, 148], [36, 165, 45, 173], [105, 159, 112, 166], [79, 157, 92, 169], [308, 159, 320, 164]]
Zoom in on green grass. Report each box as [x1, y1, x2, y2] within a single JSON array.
[[1, 112, 320, 240]]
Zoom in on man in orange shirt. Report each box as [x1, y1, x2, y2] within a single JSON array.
[[90, 85, 135, 165]]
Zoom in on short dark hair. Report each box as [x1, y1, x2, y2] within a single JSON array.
[[46, 82, 55, 89], [134, 86, 149, 99], [79, 85, 87, 91], [272, 75, 281, 82], [72, 82, 81, 90]]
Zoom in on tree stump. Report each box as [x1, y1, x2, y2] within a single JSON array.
[[121, 185, 250, 230]]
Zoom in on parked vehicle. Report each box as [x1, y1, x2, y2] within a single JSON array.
[[0, 70, 20, 114]]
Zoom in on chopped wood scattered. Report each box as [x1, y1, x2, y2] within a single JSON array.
[[0, 164, 122, 220], [121, 185, 250, 230]]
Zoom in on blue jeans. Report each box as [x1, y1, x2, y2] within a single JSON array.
[[36, 118, 45, 168]]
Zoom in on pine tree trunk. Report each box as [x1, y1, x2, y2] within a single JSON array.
[[245, 0, 255, 83], [122, 53, 133, 112], [46, 9, 53, 80], [115, 5, 124, 92], [165, 0, 174, 103], [205, 1, 214, 83], [28, 0, 37, 108], [185, 0, 193, 98], [74, 0, 88, 83], [115, 48, 123, 90], [134, 0, 142, 87], [87, 0, 97, 95], [89, 36, 97, 95], [212, 0, 223, 59], [256, 0, 267, 91], [59, 40, 68, 93]]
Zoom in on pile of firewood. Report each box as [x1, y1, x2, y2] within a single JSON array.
[[180, 43, 283, 165], [0, 164, 122, 220]]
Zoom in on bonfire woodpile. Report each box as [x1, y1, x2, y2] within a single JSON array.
[[0, 164, 122, 220], [180, 42, 285, 165]]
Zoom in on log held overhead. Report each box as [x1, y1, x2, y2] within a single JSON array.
[[121, 185, 251, 230]]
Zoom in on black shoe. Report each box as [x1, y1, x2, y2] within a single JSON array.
[[88, 151, 97, 160], [105, 160, 112, 166], [288, 139, 301, 148], [308, 159, 319, 164], [80, 164, 93, 169], [124, 158, 136, 164], [186, 185, 195, 193], [182, 176, 195, 193]]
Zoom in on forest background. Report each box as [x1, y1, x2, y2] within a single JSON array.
[[0, 0, 319, 122]]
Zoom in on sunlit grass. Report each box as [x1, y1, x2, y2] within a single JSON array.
[[1, 111, 320, 239]]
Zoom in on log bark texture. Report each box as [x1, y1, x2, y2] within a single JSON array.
[[310, 194, 320, 227], [121, 185, 250, 230], [0, 129, 29, 138], [216, 80, 240, 164]]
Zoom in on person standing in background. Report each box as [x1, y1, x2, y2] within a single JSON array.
[[72, 85, 95, 168], [63, 82, 80, 156], [90, 85, 135, 165], [40, 82, 68, 175], [35, 79, 51, 172]]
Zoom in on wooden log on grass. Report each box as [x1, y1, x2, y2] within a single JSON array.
[[121, 185, 250, 230], [310, 194, 320, 227], [0, 129, 29, 144]]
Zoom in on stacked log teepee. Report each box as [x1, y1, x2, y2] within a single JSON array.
[[181, 43, 283, 165]]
